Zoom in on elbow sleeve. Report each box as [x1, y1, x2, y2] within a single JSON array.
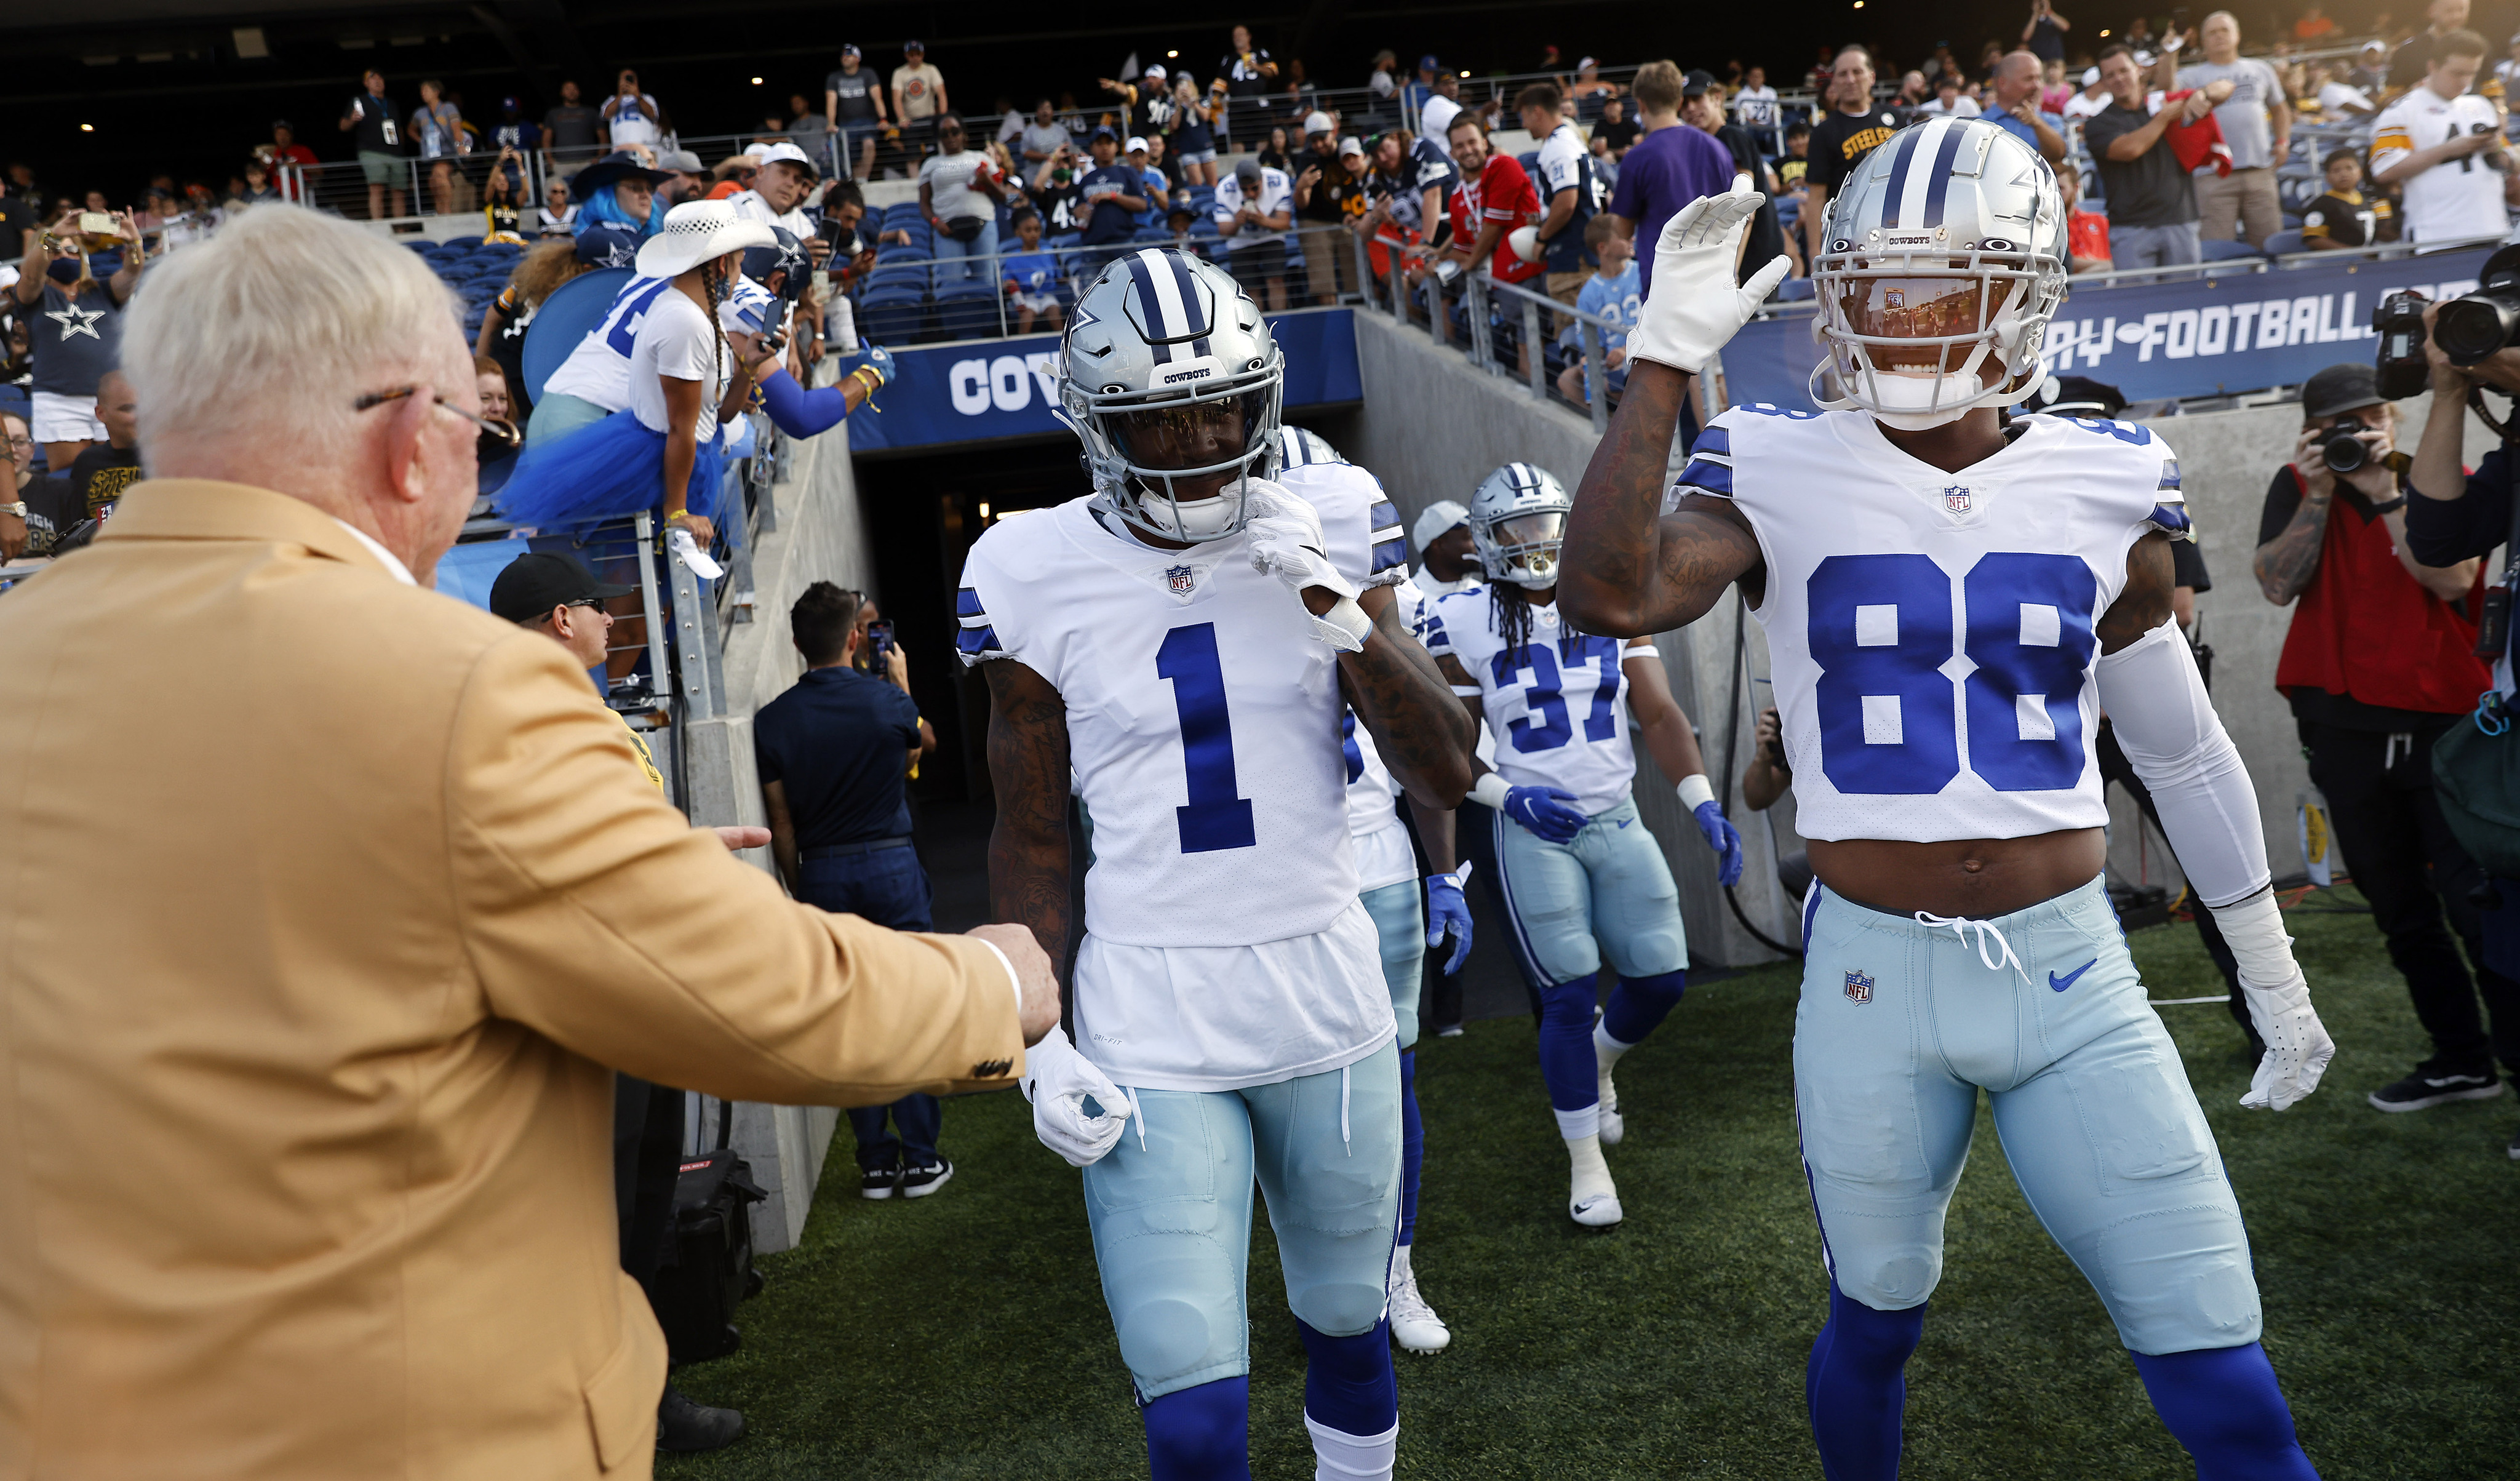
[[756, 368, 850, 437], [2092, 621, 2270, 909]]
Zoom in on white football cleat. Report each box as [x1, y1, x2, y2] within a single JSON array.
[[1386, 1245, 1451, 1353], [1566, 1133, 1623, 1228]]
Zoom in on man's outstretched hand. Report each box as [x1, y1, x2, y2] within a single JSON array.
[[968, 922, 1063, 1045], [712, 826, 773, 851]]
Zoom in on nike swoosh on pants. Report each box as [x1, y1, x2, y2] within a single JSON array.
[[2049, 959, 2097, 993]]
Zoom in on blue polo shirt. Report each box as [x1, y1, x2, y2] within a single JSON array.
[[1980, 107, 2043, 156], [752, 665, 921, 850]]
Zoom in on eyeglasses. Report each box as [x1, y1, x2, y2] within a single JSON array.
[[353, 385, 520, 449]]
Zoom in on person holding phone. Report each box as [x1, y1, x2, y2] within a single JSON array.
[[12, 209, 143, 474], [1219, 23, 1280, 150], [339, 70, 408, 220]]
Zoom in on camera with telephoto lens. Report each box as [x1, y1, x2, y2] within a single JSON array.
[[2375, 242, 2520, 399]]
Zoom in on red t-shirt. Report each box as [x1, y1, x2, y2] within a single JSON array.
[[2068, 208, 2110, 265], [1450, 151, 1545, 284]]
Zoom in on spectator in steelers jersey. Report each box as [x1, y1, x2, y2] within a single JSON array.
[[1801, 46, 1902, 273], [64, 369, 143, 521], [2300, 148, 2399, 247]]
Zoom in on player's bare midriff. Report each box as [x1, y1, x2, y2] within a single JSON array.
[[1809, 828, 2109, 920]]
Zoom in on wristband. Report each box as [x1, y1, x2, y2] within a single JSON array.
[[1676, 773, 1718, 811], [1315, 594, 1374, 650], [2207, 886, 2296, 985], [1469, 772, 1512, 811], [2366, 495, 2408, 516]]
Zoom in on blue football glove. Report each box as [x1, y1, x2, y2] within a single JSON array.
[[1694, 800, 1745, 887], [1504, 784, 1588, 844], [1425, 869, 1474, 975], [855, 343, 897, 388]]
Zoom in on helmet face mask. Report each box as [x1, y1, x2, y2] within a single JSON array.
[[1467, 463, 1572, 590], [1808, 118, 2067, 430], [1057, 249, 1285, 544]]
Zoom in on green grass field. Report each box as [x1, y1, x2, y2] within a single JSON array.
[[660, 888, 2515, 1480]]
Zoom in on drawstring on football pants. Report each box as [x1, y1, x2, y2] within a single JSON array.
[[1914, 910, 2033, 987], [1340, 1064, 1352, 1155]]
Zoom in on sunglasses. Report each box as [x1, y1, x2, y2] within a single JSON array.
[[353, 385, 521, 449]]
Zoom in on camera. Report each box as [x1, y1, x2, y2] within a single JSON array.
[[2320, 425, 2374, 474], [2376, 242, 2520, 397]]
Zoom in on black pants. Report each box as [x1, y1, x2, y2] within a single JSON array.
[[614, 1073, 687, 1297], [2302, 719, 2520, 1074], [2095, 721, 2254, 1049], [798, 842, 944, 1170]]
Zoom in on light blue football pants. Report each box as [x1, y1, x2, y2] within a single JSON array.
[[1491, 794, 1689, 987], [1795, 876, 2263, 1355], [1083, 1040, 1403, 1400], [1359, 879, 1425, 1049]]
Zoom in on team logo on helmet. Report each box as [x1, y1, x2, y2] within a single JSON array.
[[1844, 970, 1875, 1005]]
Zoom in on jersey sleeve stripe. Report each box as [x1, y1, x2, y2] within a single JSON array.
[[1693, 425, 1732, 457], [1677, 457, 1736, 496], [2147, 503, 2194, 538], [2158, 458, 2181, 492], [1372, 537, 1408, 573], [1420, 612, 1451, 651], [954, 623, 1005, 658], [955, 586, 987, 618]]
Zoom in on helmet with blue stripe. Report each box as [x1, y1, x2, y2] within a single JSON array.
[[1809, 116, 2067, 429], [1056, 247, 1284, 543], [1467, 462, 1569, 590], [1277, 425, 1342, 469]]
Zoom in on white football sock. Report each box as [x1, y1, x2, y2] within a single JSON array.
[[1306, 1413, 1398, 1480], [1565, 1132, 1622, 1225], [1595, 1016, 1636, 1071], [1552, 1103, 1601, 1140]]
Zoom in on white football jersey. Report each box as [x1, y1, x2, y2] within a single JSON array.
[[1277, 451, 1417, 890], [1673, 405, 2187, 844], [1398, 574, 1497, 768], [540, 273, 773, 444], [956, 484, 1394, 1086], [1424, 589, 1640, 816], [2371, 86, 2509, 243]]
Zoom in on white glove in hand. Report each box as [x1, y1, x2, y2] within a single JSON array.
[[2236, 967, 2337, 1111], [2211, 888, 2336, 1111], [1020, 1025, 1132, 1167], [1243, 490, 1371, 652], [1625, 186, 1793, 375]]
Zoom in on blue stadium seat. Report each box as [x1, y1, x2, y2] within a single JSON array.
[[2262, 228, 2307, 256], [858, 287, 928, 344], [443, 234, 484, 250], [2201, 239, 2261, 261]]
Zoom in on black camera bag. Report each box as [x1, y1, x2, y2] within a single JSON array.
[[648, 1103, 767, 1366]]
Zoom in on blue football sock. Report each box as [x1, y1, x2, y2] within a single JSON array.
[[2131, 1344, 2319, 1480], [1397, 1048, 1422, 1247], [1296, 1317, 1398, 1439], [1142, 1376, 1252, 1481], [1537, 973, 1601, 1114], [1806, 1278, 1926, 1481], [1601, 968, 1688, 1047]]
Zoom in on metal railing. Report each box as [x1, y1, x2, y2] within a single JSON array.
[[1357, 230, 1627, 432]]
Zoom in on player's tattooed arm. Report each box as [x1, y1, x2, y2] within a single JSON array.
[[1561, 362, 1764, 636], [1338, 585, 1477, 808], [1434, 651, 1489, 739], [981, 658, 1074, 985], [2097, 532, 2179, 655], [2252, 478, 2332, 605]]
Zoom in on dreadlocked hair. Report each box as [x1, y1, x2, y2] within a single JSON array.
[[1490, 580, 1536, 659]]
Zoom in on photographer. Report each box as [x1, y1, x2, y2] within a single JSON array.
[[2256, 362, 2516, 1118]]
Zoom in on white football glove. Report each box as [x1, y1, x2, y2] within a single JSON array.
[[1243, 487, 1373, 652], [1019, 1025, 1133, 1167], [1625, 186, 1793, 376], [2211, 889, 2338, 1111]]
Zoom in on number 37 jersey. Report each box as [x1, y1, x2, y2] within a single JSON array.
[[1673, 405, 2188, 844], [953, 486, 1363, 948]]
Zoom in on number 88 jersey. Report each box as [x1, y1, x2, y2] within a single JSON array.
[[1673, 404, 2188, 844]]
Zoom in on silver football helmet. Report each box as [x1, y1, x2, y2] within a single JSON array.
[[1277, 424, 1343, 470], [1056, 247, 1285, 543], [1809, 116, 2068, 429], [1466, 462, 1570, 590]]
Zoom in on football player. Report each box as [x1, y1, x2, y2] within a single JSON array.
[[1275, 425, 1467, 1355], [1558, 121, 2331, 1478], [1419, 462, 1745, 1228], [957, 249, 1475, 1480]]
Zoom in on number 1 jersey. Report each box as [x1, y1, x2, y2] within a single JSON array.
[[1673, 405, 2187, 844]]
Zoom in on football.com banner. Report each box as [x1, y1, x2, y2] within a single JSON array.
[[845, 308, 1362, 453], [1721, 245, 2497, 410]]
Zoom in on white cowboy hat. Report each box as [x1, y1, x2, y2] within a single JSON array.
[[636, 200, 776, 279]]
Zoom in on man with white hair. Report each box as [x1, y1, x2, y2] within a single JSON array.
[[2155, 10, 2291, 247], [0, 203, 1058, 1479]]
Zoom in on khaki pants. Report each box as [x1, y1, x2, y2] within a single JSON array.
[[2196, 166, 2283, 249], [1545, 269, 1589, 338], [1300, 223, 1358, 303]]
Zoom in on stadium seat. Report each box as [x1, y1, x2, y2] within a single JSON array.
[[2201, 239, 2261, 261], [2262, 228, 2307, 257], [858, 287, 928, 345], [1775, 277, 1816, 301]]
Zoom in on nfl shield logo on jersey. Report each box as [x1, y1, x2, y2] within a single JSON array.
[[1166, 564, 1196, 594], [1844, 970, 1875, 1006], [1942, 485, 1972, 515]]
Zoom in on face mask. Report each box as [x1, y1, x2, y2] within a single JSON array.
[[1866, 369, 1985, 431], [47, 258, 83, 284]]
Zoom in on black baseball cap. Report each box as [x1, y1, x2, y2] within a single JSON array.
[[490, 551, 636, 623], [2302, 362, 2383, 419], [1681, 69, 1718, 97]]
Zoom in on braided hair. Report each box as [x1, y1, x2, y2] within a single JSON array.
[[1489, 578, 1537, 660]]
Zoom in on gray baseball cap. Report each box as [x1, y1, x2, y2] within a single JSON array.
[[1413, 500, 1470, 550]]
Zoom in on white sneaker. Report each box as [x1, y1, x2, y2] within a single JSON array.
[[1386, 1247, 1451, 1353], [1566, 1133, 1624, 1227]]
